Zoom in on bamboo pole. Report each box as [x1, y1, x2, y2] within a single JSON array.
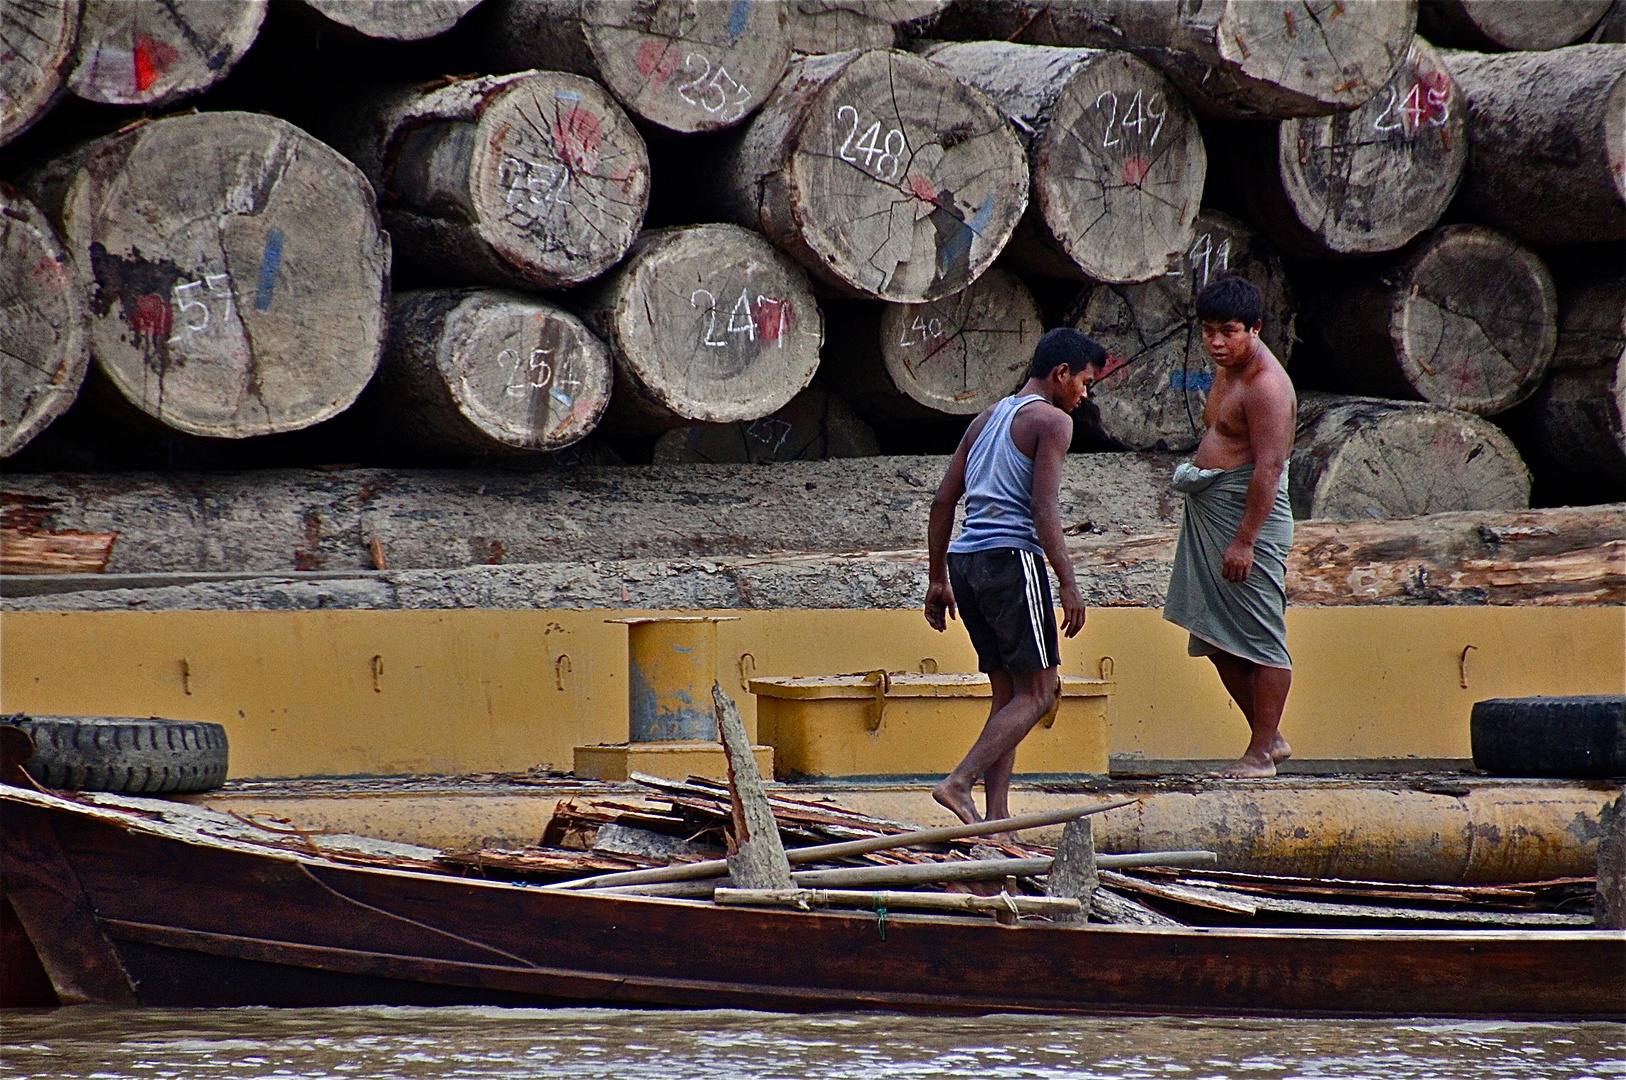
[[546, 798, 1139, 891], [714, 888, 1083, 917], [583, 850, 1217, 897]]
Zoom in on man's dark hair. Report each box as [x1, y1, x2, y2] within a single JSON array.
[[1195, 274, 1264, 328], [1029, 327, 1107, 379]]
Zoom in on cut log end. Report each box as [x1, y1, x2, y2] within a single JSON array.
[[67, 0, 266, 106], [33, 111, 389, 439], [1395, 226, 1556, 415], [928, 42, 1204, 284], [1292, 394, 1531, 520], [0, 189, 89, 458], [1276, 37, 1467, 256], [1420, 0, 1616, 51], [589, 224, 824, 437], [0, 0, 76, 146], [467, 73, 651, 288], [1070, 210, 1293, 451], [583, 0, 791, 133], [878, 268, 1042, 417], [299, 0, 483, 40], [730, 48, 1029, 303], [368, 289, 613, 456], [1137, 0, 1417, 119], [651, 387, 877, 464]]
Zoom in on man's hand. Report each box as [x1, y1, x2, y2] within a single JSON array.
[[1059, 582, 1086, 638], [1222, 538, 1255, 583], [925, 580, 957, 631]]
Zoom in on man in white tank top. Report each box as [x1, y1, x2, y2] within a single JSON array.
[[925, 329, 1107, 827]]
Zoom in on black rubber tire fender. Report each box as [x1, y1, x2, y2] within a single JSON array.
[[1470, 695, 1626, 779], [3, 714, 229, 794]]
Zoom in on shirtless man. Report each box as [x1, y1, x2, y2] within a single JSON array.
[[924, 328, 1106, 824], [1163, 276, 1298, 778]]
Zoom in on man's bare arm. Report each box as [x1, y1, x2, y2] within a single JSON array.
[[1223, 375, 1297, 583], [1029, 408, 1086, 637], [925, 416, 981, 631]]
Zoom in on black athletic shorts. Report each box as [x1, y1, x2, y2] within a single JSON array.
[[947, 548, 1059, 674]]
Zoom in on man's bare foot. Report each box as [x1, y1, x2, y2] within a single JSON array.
[[933, 778, 981, 825], [1210, 753, 1277, 778], [1270, 736, 1292, 763]]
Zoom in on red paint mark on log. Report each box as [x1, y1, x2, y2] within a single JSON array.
[[131, 293, 171, 342], [1284, 10, 1296, 37], [132, 37, 175, 93], [1333, 79, 1360, 93], [1121, 156, 1150, 187], [1099, 354, 1132, 380], [753, 297, 789, 342], [908, 174, 938, 203], [555, 108, 603, 173], [635, 39, 680, 86], [30, 257, 70, 291]]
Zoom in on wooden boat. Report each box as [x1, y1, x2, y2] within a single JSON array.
[[3, 781, 1621, 1018]]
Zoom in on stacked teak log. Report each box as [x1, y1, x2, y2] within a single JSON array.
[[3, 0, 1622, 513]]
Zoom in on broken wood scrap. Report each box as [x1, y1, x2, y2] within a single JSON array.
[[1105, 869, 1596, 927], [1090, 887, 1186, 927], [1135, 866, 1597, 912], [436, 846, 658, 883]]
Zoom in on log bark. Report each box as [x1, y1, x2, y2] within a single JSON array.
[[1419, 0, 1614, 51], [0, 455, 1184, 574], [787, 1, 946, 54], [714, 48, 1029, 303], [486, 0, 791, 134], [925, 41, 1205, 283], [1291, 392, 1530, 520], [67, 0, 265, 106], [1067, 210, 1294, 452], [930, 0, 1417, 119], [714, 682, 793, 891], [651, 387, 877, 464], [1441, 45, 1626, 247], [20, 111, 390, 438], [1, 186, 89, 459], [1295, 225, 1556, 416], [578, 224, 824, 436], [299, 0, 483, 40], [0, 0, 77, 146], [344, 288, 612, 458], [329, 71, 649, 291], [1208, 37, 1466, 258], [1500, 276, 1626, 505], [820, 269, 1042, 425]]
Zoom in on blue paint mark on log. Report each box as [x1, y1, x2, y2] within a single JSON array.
[[939, 198, 995, 276], [729, 0, 751, 41], [556, 90, 582, 101], [1170, 370, 1214, 392], [254, 228, 285, 312]]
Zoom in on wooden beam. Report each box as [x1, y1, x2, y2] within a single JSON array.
[[714, 682, 792, 890], [1046, 817, 1096, 924], [0, 803, 136, 1004]]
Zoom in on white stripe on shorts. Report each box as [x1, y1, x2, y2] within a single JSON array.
[[1019, 550, 1051, 669]]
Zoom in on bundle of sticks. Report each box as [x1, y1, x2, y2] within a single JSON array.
[[433, 773, 1594, 928]]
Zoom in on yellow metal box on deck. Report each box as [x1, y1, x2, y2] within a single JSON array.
[[750, 673, 1114, 780]]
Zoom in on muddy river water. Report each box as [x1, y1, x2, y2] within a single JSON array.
[[2, 1008, 1620, 1080]]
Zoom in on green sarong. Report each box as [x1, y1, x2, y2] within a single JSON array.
[[1162, 461, 1293, 670]]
